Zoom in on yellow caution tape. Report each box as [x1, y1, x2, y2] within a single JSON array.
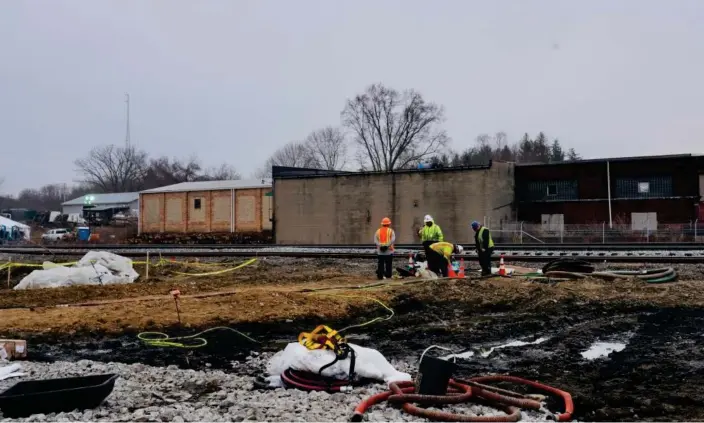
[[169, 258, 257, 276]]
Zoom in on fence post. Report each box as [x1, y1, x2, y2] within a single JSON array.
[[6, 261, 11, 289], [519, 222, 523, 244], [146, 251, 150, 281], [602, 222, 605, 244], [696, 219, 699, 240]]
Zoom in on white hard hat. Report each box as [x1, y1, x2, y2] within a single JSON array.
[[423, 215, 433, 223], [456, 244, 464, 254]]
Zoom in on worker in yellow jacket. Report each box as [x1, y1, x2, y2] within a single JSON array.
[[374, 217, 396, 279], [418, 214, 443, 259], [427, 241, 463, 277]]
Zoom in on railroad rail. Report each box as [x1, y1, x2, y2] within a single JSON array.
[[2, 245, 704, 263], [3, 242, 704, 250]]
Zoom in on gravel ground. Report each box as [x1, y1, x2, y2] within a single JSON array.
[[0, 355, 553, 422]]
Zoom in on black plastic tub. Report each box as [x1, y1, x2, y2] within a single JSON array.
[[0, 373, 119, 418]]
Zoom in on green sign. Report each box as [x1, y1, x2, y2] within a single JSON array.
[[265, 191, 273, 197]]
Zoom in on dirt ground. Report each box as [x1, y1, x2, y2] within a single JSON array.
[[2, 256, 704, 421]]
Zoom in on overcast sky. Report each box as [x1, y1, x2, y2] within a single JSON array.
[[1, 0, 703, 194]]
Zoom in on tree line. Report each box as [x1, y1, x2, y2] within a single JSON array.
[[1, 82, 582, 211]]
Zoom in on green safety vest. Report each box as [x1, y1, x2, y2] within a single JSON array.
[[478, 227, 495, 249]]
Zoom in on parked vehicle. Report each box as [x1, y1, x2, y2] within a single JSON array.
[[41, 228, 73, 242]]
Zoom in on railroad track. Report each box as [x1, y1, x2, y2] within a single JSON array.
[[3, 242, 704, 250], [2, 245, 704, 263]]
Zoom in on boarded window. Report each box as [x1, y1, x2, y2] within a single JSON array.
[[631, 212, 657, 231], [194, 198, 201, 209], [616, 177, 672, 198], [541, 214, 564, 231]]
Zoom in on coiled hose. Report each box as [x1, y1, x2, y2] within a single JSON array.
[[352, 377, 573, 422]]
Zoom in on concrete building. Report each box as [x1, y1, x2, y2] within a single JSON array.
[[515, 154, 704, 229], [139, 179, 273, 234], [61, 192, 139, 217], [273, 161, 515, 244]]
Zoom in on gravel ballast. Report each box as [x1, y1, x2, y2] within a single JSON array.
[[0, 356, 553, 422]]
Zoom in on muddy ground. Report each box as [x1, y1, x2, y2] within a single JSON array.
[[1, 256, 703, 421]]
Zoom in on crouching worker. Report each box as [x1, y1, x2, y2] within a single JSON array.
[[374, 217, 396, 279], [427, 242, 463, 277]]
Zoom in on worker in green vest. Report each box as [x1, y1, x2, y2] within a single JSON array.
[[471, 221, 495, 276], [418, 214, 443, 260]]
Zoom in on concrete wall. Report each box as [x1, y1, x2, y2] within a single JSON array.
[[139, 188, 272, 233], [274, 162, 515, 244]]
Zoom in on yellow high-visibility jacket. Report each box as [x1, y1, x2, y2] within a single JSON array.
[[430, 242, 454, 261], [419, 224, 444, 242]]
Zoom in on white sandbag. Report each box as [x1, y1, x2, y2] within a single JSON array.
[[266, 342, 411, 387], [0, 363, 25, 381], [14, 251, 139, 290]]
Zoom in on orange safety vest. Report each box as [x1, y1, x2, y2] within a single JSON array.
[[376, 227, 395, 251]]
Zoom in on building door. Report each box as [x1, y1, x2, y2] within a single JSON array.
[[631, 212, 657, 231]]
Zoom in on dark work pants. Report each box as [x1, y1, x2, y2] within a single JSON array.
[[426, 249, 449, 277], [377, 255, 393, 279], [422, 240, 435, 261], [478, 247, 494, 275]]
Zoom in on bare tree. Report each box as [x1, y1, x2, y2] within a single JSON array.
[[201, 164, 241, 180], [304, 126, 348, 170], [341, 83, 449, 171], [255, 141, 320, 178], [142, 155, 203, 189], [74, 144, 148, 192]]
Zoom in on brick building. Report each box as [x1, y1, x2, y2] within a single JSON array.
[[515, 154, 704, 229], [273, 161, 515, 244], [138, 179, 272, 234]]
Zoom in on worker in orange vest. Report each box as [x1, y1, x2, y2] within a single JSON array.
[[374, 217, 396, 279]]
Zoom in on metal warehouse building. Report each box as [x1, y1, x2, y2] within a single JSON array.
[[273, 161, 515, 244], [139, 179, 272, 234], [515, 154, 704, 228], [62, 192, 139, 217]]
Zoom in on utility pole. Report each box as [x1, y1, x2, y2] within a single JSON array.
[[125, 93, 131, 148]]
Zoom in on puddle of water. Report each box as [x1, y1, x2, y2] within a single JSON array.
[[444, 336, 549, 360], [580, 342, 626, 360]]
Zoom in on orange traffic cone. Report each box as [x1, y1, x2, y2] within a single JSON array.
[[458, 258, 466, 278], [447, 262, 458, 278], [498, 254, 506, 276], [408, 253, 414, 266]]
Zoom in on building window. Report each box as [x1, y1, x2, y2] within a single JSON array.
[[523, 180, 578, 201], [615, 177, 671, 199], [194, 198, 201, 209]]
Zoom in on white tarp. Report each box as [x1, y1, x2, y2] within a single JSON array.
[[265, 342, 412, 387], [14, 251, 139, 290], [0, 216, 30, 240]]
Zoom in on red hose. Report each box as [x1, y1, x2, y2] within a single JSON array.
[[467, 375, 574, 421], [280, 369, 351, 392], [352, 376, 573, 422], [352, 380, 521, 422]]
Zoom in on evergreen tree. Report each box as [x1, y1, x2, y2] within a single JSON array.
[[550, 139, 565, 162], [567, 148, 581, 161]]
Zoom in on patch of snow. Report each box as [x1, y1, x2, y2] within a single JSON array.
[[581, 342, 626, 360]]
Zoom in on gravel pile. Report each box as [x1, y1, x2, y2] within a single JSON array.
[[0, 355, 552, 422]]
